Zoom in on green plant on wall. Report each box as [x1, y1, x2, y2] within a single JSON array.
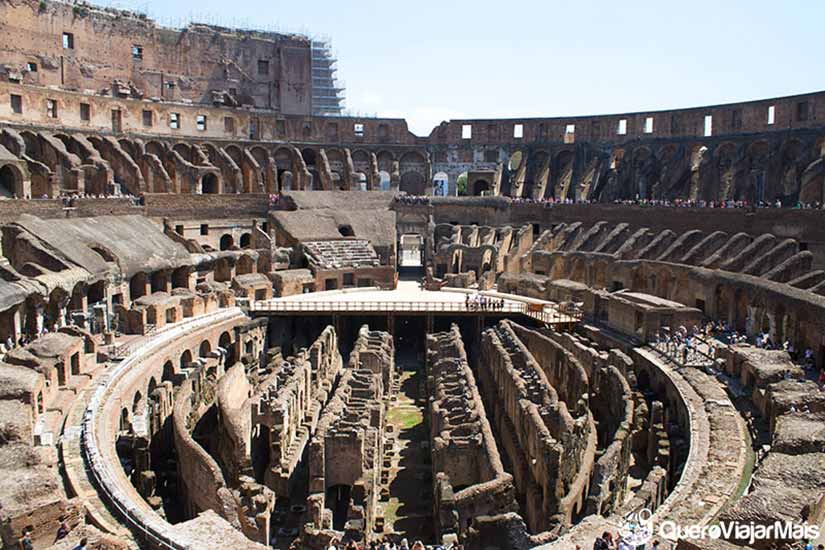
[[456, 173, 467, 196]]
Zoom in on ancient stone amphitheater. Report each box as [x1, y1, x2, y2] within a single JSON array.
[[0, 2, 824, 550]]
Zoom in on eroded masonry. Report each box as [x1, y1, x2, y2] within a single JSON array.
[[0, 1, 823, 549]]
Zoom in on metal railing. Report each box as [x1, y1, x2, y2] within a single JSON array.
[[249, 299, 583, 325], [249, 300, 528, 314]]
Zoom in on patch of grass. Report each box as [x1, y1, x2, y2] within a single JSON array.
[[386, 407, 423, 430]]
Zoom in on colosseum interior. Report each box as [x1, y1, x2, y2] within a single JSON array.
[[0, 2, 823, 550]]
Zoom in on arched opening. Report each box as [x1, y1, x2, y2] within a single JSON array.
[[179, 349, 192, 371], [119, 408, 131, 433], [129, 272, 147, 300], [456, 172, 468, 196], [473, 180, 491, 196], [378, 170, 391, 191], [219, 332, 235, 366], [399, 172, 426, 195], [432, 171, 449, 196], [132, 391, 144, 416], [326, 485, 352, 531], [219, 234, 234, 251], [251, 424, 271, 483], [162, 360, 175, 383], [0, 164, 21, 198], [199, 340, 211, 358], [201, 173, 219, 194], [355, 172, 367, 191], [239, 233, 251, 249], [338, 225, 355, 237]]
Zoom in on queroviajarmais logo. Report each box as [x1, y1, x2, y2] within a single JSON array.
[[620, 508, 654, 546]]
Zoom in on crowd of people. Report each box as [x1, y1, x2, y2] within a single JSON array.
[[464, 293, 507, 311], [392, 192, 824, 210], [394, 195, 431, 205], [325, 538, 461, 550]]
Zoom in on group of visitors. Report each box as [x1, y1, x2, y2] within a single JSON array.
[[592, 531, 660, 550], [394, 195, 431, 205], [17, 518, 87, 550], [326, 538, 461, 550], [652, 325, 713, 366], [464, 293, 506, 312], [55, 192, 144, 206]]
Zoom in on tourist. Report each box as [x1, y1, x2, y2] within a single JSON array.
[[18, 530, 33, 550], [400, 538, 409, 550], [593, 531, 614, 550], [411, 541, 425, 550], [72, 538, 88, 550], [55, 517, 70, 541]]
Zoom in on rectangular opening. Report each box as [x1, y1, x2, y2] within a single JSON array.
[[324, 278, 338, 291], [354, 123, 364, 137], [513, 123, 523, 139], [617, 119, 627, 135], [132, 45, 143, 60], [254, 288, 267, 300], [703, 114, 713, 136], [343, 273, 355, 287], [196, 114, 207, 131], [80, 103, 90, 121], [644, 116, 654, 134], [142, 110, 153, 127], [111, 109, 121, 133], [200, 224, 209, 236], [484, 149, 497, 163], [671, 114, 680, 134], [731, 109, 742, 130], [62, 32, 74, 49], [169, 112, 180, 130], [357, 278, 373, 288], [224, 117, 235, 134], [767, 105, 775, 125], [257, 59, 270, 75], [276, 119, 286, 135], [461, 124, 472, 140], [46, 99, 58, 119], [796, 101, 809, 122], [9, 94, 23, 115], [175, 224, 184, 235], [26, 62, 37, 72], [800, 242, 809, 251], [564, 124, 575, 143]]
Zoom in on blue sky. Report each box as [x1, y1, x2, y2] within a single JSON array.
[[99, 0, 822, 136]]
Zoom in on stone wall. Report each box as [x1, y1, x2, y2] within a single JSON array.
[[426, 325, 517, 538]]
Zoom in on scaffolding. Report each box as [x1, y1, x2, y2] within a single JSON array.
[[311, 39, 346, 116]]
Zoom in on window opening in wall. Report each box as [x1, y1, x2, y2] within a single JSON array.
[[796, 101, 809, 122], [354, 123, 364, 137], [62, 32, 74, 49], [111, 109, 122, 133], [170, 112, 180, 130], [461, 124, 472, 140], [80, 103, 90, 121], [10, 94, 23, 115], [224, 117, 235, 134], [132, 45, 143, 60], [564, 124, 575, 143], [165, 81, 176, 90], [26, 62, 37, 72], [513, 124, 523, 139], [257, 59, 269, 75], [731, 109, 742, 130], [175, 225, 184, 235], [617, 119, 627, 135], [343, 273, 354, 287], [276, 119, 286, 135], [200, 224, 209, 236], [197, 115, 207, 131], [484, 149, 497, 163], [800, 242, 809, 252], [644, 116, 654, 134], [767, 105, 776, 125], [703, 115, 713, 136], [46, 99, 57, 119], [142, 110, 152, 127]]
